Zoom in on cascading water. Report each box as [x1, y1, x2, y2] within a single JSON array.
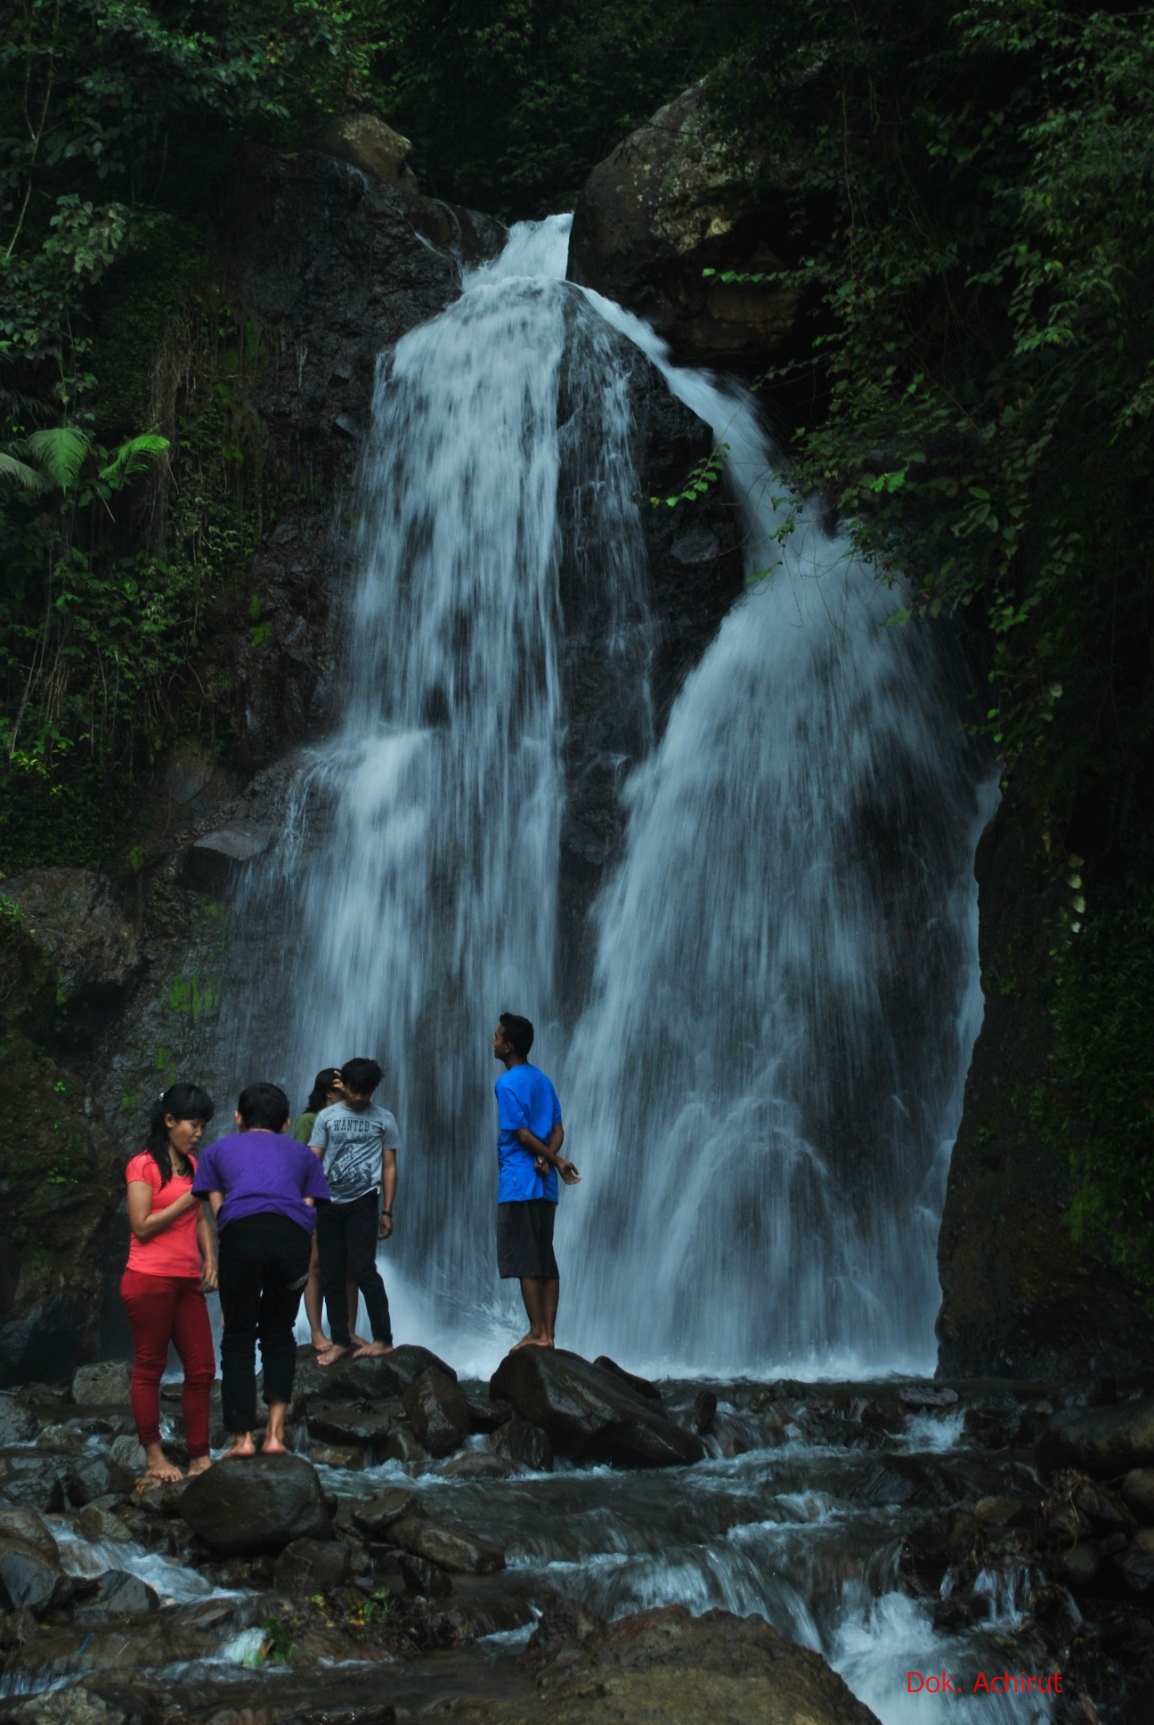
[[220, 212, 993, 1376]]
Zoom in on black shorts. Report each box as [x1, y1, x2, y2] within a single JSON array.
[[497, 1198, 559, 1280]]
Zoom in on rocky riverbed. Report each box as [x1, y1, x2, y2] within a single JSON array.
[[2, 1348, 1154, 1724]]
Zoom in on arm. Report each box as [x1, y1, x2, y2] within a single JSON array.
[[196, 1204, 218, 1292], [379, 1147, 397, 1237], [206, 1190, 224, 1221], [514, 1123, 580, 1184], [126, 1179, 199, 1242]]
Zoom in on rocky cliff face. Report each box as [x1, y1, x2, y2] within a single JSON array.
[[937, 796, 1154, 1380]]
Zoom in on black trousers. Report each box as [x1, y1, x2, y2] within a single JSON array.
[[315, 1191, 392, 1348], [217, 1211, 312, 1434]]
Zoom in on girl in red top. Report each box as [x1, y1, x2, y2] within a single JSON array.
[[121, 1082, 218, 1484]]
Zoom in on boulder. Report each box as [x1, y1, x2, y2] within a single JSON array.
[[273, 1535, 351, 1592], [0, 1504, 60, 1561], [490, 1349, 704, 1469], [568, 82, 800, 369], [490, 1415, 553, 1474], [0, 1533, 67, 1613], [378, 1344, 458, 1390], [593, 1356, 664, 1404], [72, 1569, 159, 1620], [305, 1401, 398, 1448], [352, 1487, 425, 1540], [0, 870, 140, 1020], [308, 1441, 366, 1470], [0, 1453, 67, 1513], [0, 1391, 39, 1445], [66, 1454, 135, 1507], [465, 1395, 513, 1434], [309, 113, 419, 190], [389, 1515, 505, 1576], [1, 1686, 131, 1725], [441, 1451, 521, 1480], [379, 1427, 429, 1466], [1036, 1397, 1154, 1478], [1113, 1527, 1154, 1592], [402, 1367, 470, 1457], [507, 1602, 882, 1725], [72, 1363, 133, 1408], [176, 1454, 331, 1555], [76, 1504, 134, 1544], [1122, 1468, 1154, 1524]]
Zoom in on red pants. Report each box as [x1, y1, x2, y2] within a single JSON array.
[[120, 1270, 216, 1458]]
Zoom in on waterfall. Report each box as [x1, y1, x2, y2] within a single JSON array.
[[220, 214, 993, 1375]]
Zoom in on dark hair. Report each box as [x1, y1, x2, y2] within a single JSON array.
[[306, 1067, 341, 1114], [237, 1081, 291, 1132], [340, 1057, 382, 1094], [499, 1012, 534, 1058], [145, 1082, 215, 1183]]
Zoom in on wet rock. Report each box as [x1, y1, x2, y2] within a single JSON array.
[[490, 1348, 704, 1469], [71, 1363, 132, 1407], [72, 1568, 159, 1620], [178, 821, 277, 894], [0, 870, 140, 1028], [379, 1427, 429, 1466], [0, 1503, 59, 1561], [1121, 1468, 1154, 1524], [490, 1415, 553, 1473], [516, 1602, 880, 1725], [973, 1495, 1031, 1532], [107, 1435, 144, 1474], [352, 1487, 425, 1540], [465, 1395, 513, 1434], [1036, 1396, 1154, 1477], [900, 1384, 960, 1409], [380, 1344, 458, 1390], [308, 1441, 366, 1469], [849, 1457, 949, 1508], [1057, 1542, 1101, 1588], [0, 1453, 67, 1513], [592, 1356, 664, 1404], [177, 1454, 332, 1555], [692, 1390, 718, 1435], [398, 1550, 453, 1598], [1113, 1527, 1154, 1592], [0, 1391, 39, 1445], [36, 1424, 91, 1455], [0, 1533, 68, 1613], [273, 1535, 352, 1591], [76, 1503, 135, 1544], [1, 1685, 134, 1725], [402, 1367, 470, 1457], [305, 1400, 397, 1448], [66, 1454, 135, 1507], [1072, 1477, 1136, 1535], [568, 84, 800, 371], [441, 1450, 522, 1480], [389, 1514, 505, 1575]]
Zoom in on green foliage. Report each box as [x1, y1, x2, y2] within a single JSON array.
[[259, 1614, 295, 1664], [1051, 871, 1154, 1290], [707, 0, 1154, 845]]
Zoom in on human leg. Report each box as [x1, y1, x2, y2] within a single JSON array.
[[499, 1201, 558, 1350], [343, 1192, 392, 1352], [304, 1235, 327, 1351], [121, 1270, 183, 1481], [255, 1215, 312, 1452], [515, 1276, 548, 1347], [347, 1273, 368, 1348], [170, 1278, 216, 1469], [315, 1200, 351, 1360], [542, 1277, 560, 1347], [216, 1218, 267, 1449]]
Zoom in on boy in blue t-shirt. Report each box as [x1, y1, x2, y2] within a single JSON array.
[[492, 1011, 580, 1349]]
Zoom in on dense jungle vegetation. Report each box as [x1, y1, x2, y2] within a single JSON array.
[[1, 0, 1152, 1288]]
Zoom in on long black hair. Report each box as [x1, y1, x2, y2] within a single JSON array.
[[144, 1083, 215, 1183], [306, 1068, 341, 1114]]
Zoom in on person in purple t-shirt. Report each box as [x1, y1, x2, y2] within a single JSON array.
[[193, 1081, 329, 1457]]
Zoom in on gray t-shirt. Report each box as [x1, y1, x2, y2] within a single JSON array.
[[310, 1101, 400, 1205]]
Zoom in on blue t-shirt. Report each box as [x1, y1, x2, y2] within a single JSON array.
[[495, 1063, 562, 1204], [192, 1131, 330, 1234]]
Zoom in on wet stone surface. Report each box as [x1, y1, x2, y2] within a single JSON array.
[[2, 1359, 1154, 1721]]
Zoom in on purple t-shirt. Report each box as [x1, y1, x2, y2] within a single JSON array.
[[192, 1131, 330, 1234]]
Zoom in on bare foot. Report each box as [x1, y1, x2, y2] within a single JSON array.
[[351, 1340, 394, 1358], [510, 1332, 543, 1350], [261, 1436, 290, 1455], [310, 1332, 329, 1352], [140, 1444, 183, 1485], [224, 1435, 257, 1458], [350, 1332, 372, 1350], [316, 1343, 349, 1369], [186, 1456, 212, 1476]]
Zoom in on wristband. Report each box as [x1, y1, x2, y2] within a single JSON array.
[[382, 1209, 392, 1217]]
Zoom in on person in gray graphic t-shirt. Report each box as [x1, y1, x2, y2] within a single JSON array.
[[309, 1057, 399, 1364]]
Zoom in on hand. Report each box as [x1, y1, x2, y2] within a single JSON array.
[[378, 1213, 394, 1239], [556, 1158, 581, 1185], [533, 1154, 548, 1175], [201, 1261, 218, 1293]]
